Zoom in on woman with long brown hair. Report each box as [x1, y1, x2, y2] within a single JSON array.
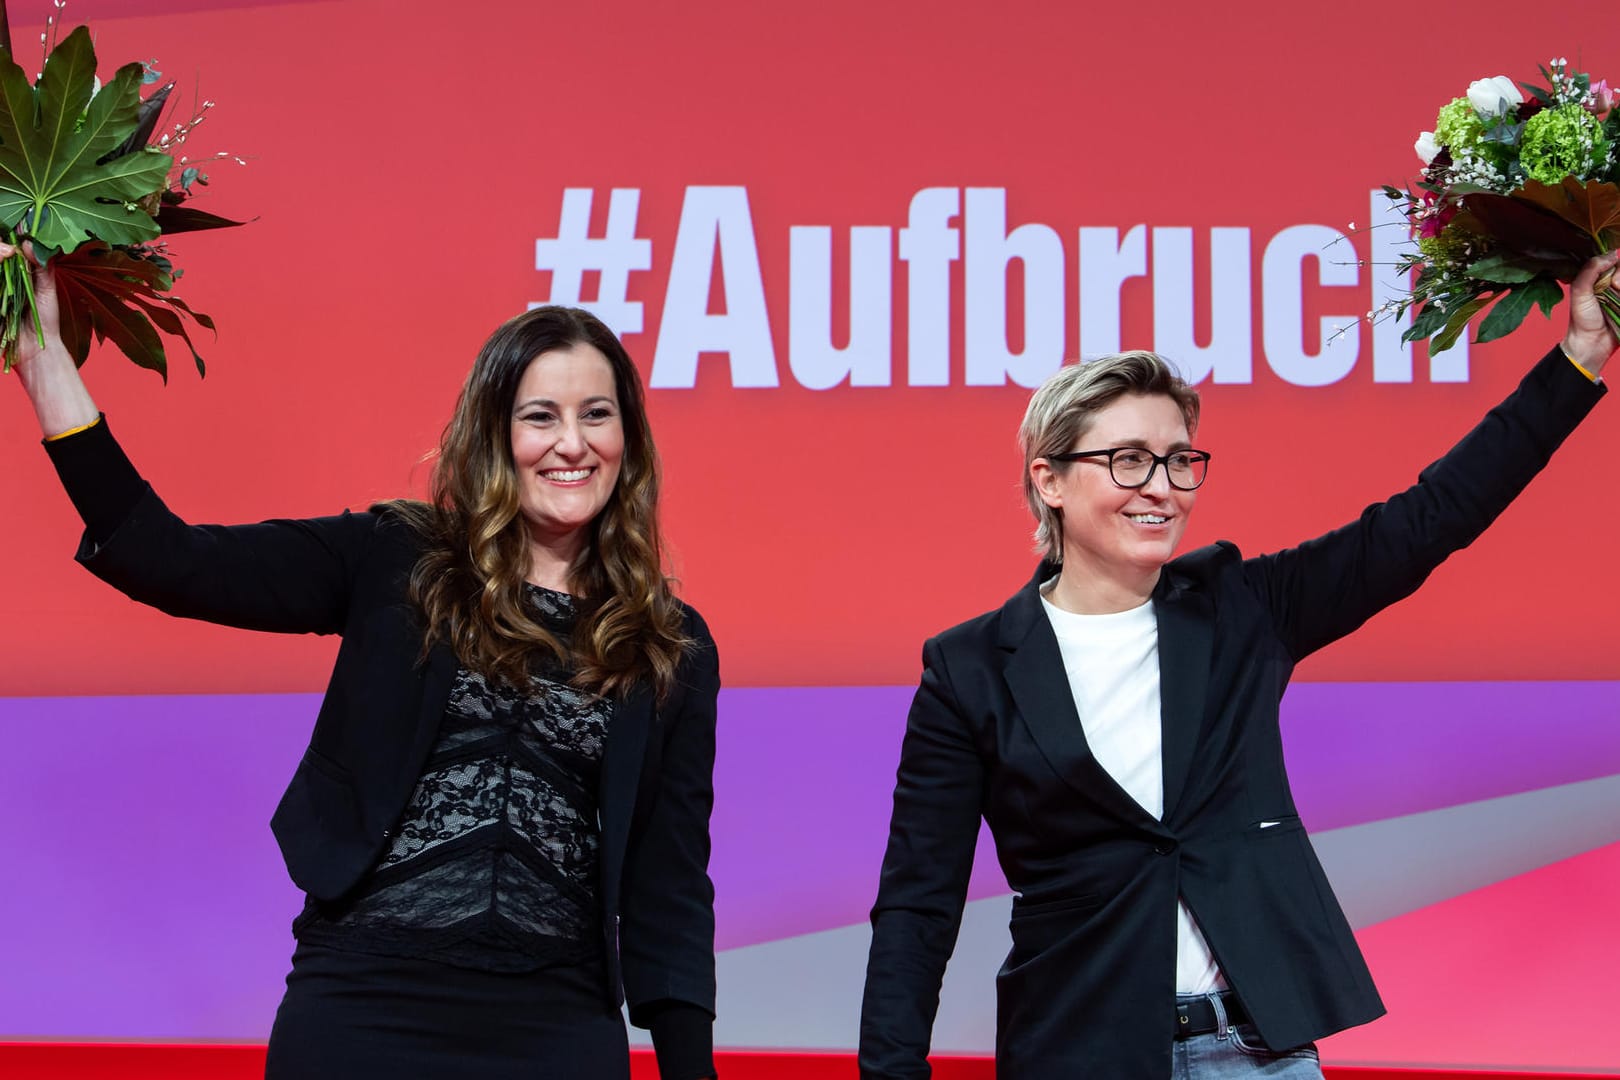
[[9, 244, 719, 1080]]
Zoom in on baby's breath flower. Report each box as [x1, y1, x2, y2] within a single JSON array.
[[1448, 150, 1511, 191]]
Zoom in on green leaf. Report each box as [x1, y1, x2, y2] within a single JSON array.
[[1402, 302, 1449, 343], [105, 81, 173, 163], [1465, 253, 1539, 283], [1476, 277, 1564, 343], [1466, 250, 1584, 284], [1474, 288, 1533, 344], [0, 27, 172, 253], [1482, 120, 1523, 146], [1526, 274, 1563, 318], [1431, 294, 1493, 353]]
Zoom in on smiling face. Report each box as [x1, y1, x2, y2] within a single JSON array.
[[509, 343, 625, 560], [1031, 392, 1197, 606]]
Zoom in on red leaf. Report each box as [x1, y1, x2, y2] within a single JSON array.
[[1511, 177, 1620, 247], [1451, 191, 1594, 271], [48, 242, 214, 378], [153, 203, 251, 235]]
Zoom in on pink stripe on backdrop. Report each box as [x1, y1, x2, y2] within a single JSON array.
[[1321, 840, 1620, 1073]]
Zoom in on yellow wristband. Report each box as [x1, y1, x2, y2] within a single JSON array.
[[1560, 343, 1600, 383], [44, 415, 102, 442]]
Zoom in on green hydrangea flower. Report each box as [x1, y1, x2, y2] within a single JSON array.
[[1417, 226, 1476, 270], [1520, 103, 1610, 183], [1435, 97, 1485, 153]]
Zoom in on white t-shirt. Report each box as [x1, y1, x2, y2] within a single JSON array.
[[1040, 591, 1226, 995]]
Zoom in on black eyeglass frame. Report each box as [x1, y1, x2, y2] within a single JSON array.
[[1048, 447, 1213, 491]]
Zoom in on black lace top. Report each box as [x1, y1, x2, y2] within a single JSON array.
[[294, 584, 613, 972]]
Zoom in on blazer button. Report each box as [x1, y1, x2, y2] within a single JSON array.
[[1154, 840, 1178, 855]]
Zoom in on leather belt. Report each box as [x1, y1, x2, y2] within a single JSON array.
[[1174, 991, 1248, 1039]]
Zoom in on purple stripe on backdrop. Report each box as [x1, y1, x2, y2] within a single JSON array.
[[0, 693, 317, 1040], [718, 680, 1620, 948], [1279, 681, 1620, 831], [1, 681, 1617, 1039]]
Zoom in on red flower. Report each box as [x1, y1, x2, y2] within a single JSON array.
[[1417, 192, 1459, 239]]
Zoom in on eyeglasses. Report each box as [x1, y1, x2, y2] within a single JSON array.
[[1048, 447, 1211, 490]]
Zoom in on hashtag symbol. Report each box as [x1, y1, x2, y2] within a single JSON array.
[[533, 188, 653, 336]]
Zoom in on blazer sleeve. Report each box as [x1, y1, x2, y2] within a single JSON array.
[[1242, 345, 1605, 662], [43, 415, 374, 636], [859, 635, 985, 1080], [619, 608, 721, 1079]]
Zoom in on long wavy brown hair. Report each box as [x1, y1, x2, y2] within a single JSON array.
[[386, 306, 690, 701]]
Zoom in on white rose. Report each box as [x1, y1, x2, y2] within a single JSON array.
[[1414, 130, 1440, 164], [1467, 75, 1523, 117]]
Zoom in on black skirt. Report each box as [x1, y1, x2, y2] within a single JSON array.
[[264, 942, 630, 1080]]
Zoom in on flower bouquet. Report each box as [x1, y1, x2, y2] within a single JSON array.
[[1383, 58, 1620, 352], [0, 1, 243, 379]]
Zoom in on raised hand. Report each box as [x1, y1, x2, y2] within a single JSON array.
[[1, 242, 99, 437], [1562, 249, 1620, 378]]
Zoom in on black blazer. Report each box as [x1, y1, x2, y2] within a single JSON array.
[[858, 347, 1604, 1079], [45, 421, 720, 1057]]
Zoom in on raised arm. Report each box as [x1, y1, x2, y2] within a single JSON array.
[[7, 241, 376, 637], [1246, 250, 1617, 662]]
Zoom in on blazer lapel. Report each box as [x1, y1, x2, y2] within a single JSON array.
[[1000, 565, 1158, 826], [1154, 572, 1213, 822]]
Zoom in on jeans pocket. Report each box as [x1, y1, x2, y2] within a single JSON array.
[[1229, 1025, 1320, 1062]]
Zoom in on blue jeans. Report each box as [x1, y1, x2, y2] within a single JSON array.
[[1171, 993, 1324, 1079]]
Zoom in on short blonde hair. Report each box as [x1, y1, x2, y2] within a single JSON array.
[[1018, 351, 1200, 562]]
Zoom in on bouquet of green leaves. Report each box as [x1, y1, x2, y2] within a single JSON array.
[[1383, 58, 1620, 352], [0, 2, 243, 378]]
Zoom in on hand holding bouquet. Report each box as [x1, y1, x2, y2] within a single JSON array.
[[1386, 59, 1620, 352]]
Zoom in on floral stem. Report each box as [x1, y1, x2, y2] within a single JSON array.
[[0, 224, 37, 373], [1598, 291, 1620, 340], [21, 246, 39, 347], [2, 269, 20, 372]]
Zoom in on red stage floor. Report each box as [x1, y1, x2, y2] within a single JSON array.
[[2, 1044, 1614, 1079]]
